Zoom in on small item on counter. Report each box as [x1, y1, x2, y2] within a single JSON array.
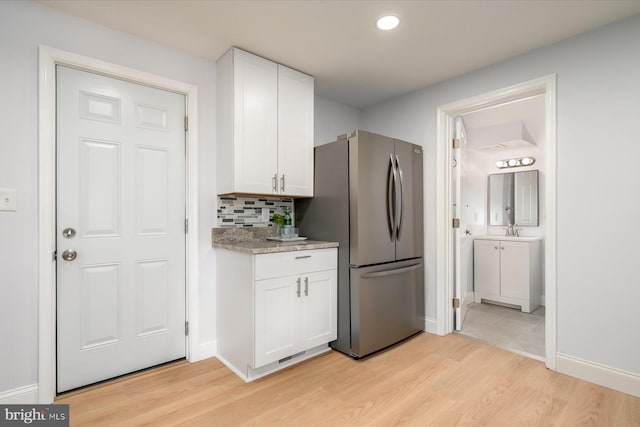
[[271, 212, 285, 237], [283, 207, 292, 226], [281, 225, 293, 238]]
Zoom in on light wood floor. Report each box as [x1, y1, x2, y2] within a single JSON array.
[[56, 333, 640, 426]]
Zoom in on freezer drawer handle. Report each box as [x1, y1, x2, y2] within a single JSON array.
[[361, 263, 421, 278]]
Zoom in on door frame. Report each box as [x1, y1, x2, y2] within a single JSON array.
[[435, 75, 557, 369], [38, 45, 200, 403]]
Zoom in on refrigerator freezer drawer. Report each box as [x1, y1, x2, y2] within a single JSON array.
[[350, 259, 425, 357]]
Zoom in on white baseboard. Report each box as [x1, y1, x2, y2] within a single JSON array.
[[424, 316, 438, 334], [190, 340, 217, 362], [556, 353, 640, 398], [0, 384, 39, 404]]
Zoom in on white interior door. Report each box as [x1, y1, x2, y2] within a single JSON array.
[[453, 118, 466, 331], [56, 66, 186, 392]]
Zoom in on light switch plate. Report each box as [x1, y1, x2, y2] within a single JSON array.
[[0, 188, 17, 211]]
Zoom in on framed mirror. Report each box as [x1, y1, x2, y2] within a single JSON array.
[[488, 170, 538, 226]]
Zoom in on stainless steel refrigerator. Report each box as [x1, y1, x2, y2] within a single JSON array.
[[297, 129, 424, 358]]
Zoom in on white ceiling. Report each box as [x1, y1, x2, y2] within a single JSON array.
[[41, 0, 640, 108]]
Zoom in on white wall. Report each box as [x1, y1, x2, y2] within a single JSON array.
[[0, 0, 217, 394], [361, 13, 640, 375], [314, 95, 361, 145]]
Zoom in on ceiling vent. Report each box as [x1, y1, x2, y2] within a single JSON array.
[[466, 121, 535, 151]]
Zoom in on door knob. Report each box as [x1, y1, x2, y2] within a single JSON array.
[[61, 250, 77, 261], [62, 228, 76, 239]]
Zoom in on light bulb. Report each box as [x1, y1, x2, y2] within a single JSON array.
[[377, 15, 400, 31]]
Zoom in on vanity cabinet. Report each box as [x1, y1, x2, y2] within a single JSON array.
[[216, 48, 314, 197], [217, 248, 337, 381], [473, 238, 541, 313]]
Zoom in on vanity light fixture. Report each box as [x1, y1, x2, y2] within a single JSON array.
[[496, 156, 536, 169], [377, 15, 400, 31]]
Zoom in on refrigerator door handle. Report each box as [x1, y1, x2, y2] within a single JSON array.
[[387, 154, 396, 241], [361, 263, 421, 278], [395, 155, 404, 240]]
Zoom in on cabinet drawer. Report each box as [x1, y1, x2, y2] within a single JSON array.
[[255, 248, 336, 280]]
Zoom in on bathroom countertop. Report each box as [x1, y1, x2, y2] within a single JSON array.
[[212, 227, 338, 254]]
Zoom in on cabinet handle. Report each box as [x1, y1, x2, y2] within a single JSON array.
[[296, 278, 301, 298], [280, 174, 285, 192], [304, 277, 309, 296], [295, 255, 311, 259], [272, 174, 277, 192], [501, 247, 505, 250], [494, 246, 499, 250]]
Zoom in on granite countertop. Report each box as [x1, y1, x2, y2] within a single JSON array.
[[212, 227, 338, 255]]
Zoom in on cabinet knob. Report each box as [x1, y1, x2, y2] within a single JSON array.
[[494, 246, 499, 250]]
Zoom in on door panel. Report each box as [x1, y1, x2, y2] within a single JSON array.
[[277, 65, 314, 196], [233, 49, 278, 194], [80, 264, 121, 349], [303, 270, 337, 349], [57, 66, 186, 392], [473, 240, 501, 297], [79, 139, 120, 237], [500, 241, 529, 299], [350, 260, 424, 357], [394, 139, 423, 261], [254, 276, 302, 368], [349, 130, 396, 266]]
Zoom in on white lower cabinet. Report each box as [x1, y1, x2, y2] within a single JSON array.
[[473, 238, 541, 313], [217, 248, 337, 381], [255, 270, 336, 368]]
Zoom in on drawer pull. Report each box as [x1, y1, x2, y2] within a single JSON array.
[[295, 255, 311, 259]]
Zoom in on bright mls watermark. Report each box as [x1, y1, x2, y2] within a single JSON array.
[[1, 405, 69, 426]]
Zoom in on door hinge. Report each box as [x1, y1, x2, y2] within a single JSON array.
[[452, 218, 460, 228], [184, 116, 188, 132], [185, 321, 189, 336], [452, 138, 461, 149], [52, 250, 57, 261], [184, 219, 188, 233], [453, 298, 460, 309]]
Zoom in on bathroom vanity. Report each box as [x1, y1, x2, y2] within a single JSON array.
[[473, 236, 542, 313]]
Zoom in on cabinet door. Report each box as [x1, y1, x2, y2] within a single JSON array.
[[301, 270, 337, 349], [277, 65, 314, 197], [474, 240, 501, 296], [500, 241, 530, 300], [233, 49, 278, 194], [254, 275, 302, 368]]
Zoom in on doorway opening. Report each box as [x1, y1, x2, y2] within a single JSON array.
[[454, 95, 546, 360], [435, 75, 556, 369]]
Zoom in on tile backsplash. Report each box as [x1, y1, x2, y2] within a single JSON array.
[[217, 196, 294, 228]]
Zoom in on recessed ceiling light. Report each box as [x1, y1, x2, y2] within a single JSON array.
[[376, 15, 399, 31]]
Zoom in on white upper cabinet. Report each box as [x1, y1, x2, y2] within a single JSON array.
[[217, 48, 314, 197]]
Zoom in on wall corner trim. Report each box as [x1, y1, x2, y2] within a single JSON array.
[[192, 340, 218, 362], [424, 317, 438, 335], [556, 353, 640, 398]]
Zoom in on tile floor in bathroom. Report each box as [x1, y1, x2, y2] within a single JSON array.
[[456, 302, 545, 359]]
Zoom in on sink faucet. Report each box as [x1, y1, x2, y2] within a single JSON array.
[[505, 223, 520, 237]]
